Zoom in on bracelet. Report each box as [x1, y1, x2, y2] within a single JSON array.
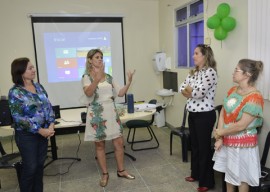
[[215, 132, 222, 140], [216, 137, 223, 141]]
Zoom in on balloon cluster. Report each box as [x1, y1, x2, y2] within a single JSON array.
[[207, 3, 236, 40]]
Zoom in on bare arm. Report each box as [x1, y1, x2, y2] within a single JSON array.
[[83, 80, 99, 97], [83, 64, 105, 97], [216, 112, 256, 137], [214, 107, 224, 151], [118, 70, 135, 97], [181, 85, 192, 98]]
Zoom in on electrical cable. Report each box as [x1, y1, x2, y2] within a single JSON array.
[[44, 132, 81, 176]]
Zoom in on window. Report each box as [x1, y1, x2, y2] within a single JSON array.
[[175, 0, 204, 68]]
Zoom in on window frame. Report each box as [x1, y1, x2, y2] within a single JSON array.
[[175, 0, 204, 68]]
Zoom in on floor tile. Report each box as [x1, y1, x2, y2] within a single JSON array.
[[0, 126, 224, 192]]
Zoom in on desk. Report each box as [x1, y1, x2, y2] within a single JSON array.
[[47, 107, 155, 165], [0, 107, 155, 166]]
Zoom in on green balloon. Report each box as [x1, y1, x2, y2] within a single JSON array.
[[217, 3, 230, 19], [214, 27, 228, 40], [221, 17, 236, 32], [207, 15, 221, 29]]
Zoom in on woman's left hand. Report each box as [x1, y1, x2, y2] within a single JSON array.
[[214, 129, 223, 140], [181, 85, 192, 98], [214, 139, 223, 151], [127, 70, 136, 84]]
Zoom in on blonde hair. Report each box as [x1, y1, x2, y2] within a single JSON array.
[[84, 49, 103, 75], [190, 44, 217, 75], [238, 59, 263, 85]]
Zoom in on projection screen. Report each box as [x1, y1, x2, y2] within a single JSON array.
[[31, 16, 126, 109]]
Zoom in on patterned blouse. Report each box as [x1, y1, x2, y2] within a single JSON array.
[[223, 86, 264, 147], [179, 67, 217, 112], [8, 83, 55, 134]]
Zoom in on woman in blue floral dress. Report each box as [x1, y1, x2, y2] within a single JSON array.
[[82, 49, 135, 187], [9, 57, 55, 192]]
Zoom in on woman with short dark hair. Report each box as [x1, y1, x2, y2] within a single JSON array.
[[9, 57, 55, 192]]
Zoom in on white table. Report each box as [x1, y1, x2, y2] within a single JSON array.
[[49, 106, 155, 164], [0, 106, 155, 165]]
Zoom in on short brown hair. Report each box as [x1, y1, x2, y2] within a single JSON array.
[[11, 57, 30, 86]]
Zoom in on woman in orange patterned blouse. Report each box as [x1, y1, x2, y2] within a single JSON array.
[[213, 59, 264, 192]]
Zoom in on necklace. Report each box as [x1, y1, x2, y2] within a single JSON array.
[[236, 86, 256, 96]]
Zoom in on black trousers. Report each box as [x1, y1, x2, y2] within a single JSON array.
[[188, 110, 216, 188]]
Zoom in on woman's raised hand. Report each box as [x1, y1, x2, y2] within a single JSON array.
[[127, 70, 136, 84], [92, 63, 105, 82]]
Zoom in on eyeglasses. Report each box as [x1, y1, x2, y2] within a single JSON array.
[[234, 68, 243, 73]]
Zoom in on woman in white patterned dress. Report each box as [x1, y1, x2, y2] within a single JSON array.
[[82, 49, 135, 187], [213, 59, 264, 192]]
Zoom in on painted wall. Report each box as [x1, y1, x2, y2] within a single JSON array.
[[159, 0, 270, 167], [0, 0, 269, 167], [0, 0, 160, 103]]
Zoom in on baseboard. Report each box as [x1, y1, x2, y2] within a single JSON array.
[[165, 122, 175, 130]]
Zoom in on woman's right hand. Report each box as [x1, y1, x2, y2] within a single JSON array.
[[91, 63, 105, 83], [214, 139, 223, 151], [38, 128, 55, 138]]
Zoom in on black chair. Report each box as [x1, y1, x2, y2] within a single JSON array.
[[0, 99, 21, 189], [0, 140, 21, 189], [250, 130, 270, 192], [170, 104, 222, 162], [126, 99, 159, 151], [169, 104, 190, 162]]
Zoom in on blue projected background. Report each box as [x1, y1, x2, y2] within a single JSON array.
[[43, 32, 112, 83]]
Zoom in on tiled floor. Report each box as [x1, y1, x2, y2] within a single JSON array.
[[0, 126, 223, 192]]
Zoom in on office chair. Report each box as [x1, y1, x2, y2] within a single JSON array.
[[126, 99, 160, 151], [170, 104, 222, 162]]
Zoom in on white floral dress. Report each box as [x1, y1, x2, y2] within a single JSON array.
[[82, 74, 123, 142]]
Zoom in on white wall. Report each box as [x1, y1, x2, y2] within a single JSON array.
[[159, 0, 270, 167], [1, 0, 269, 167], [0, 0, 160, 103]]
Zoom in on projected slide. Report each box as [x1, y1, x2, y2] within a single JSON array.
[[44, 32, 112, 83], [32, 18, 125, 108]]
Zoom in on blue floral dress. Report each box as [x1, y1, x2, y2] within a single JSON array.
[[82, 74, 123, 141], [8, 83, 55, 133]]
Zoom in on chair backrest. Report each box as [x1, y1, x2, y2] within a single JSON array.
[[214, 105, 223, 128], [149, 99, 157, 105], [261, 131, 270, 166], [180, 104, 188, 131], [180, 104, 222, 132], [0, 141, 7, 156], [149, 99, 157, 124]]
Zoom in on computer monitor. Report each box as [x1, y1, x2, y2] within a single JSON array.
[[163, 71, 178, 92]]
